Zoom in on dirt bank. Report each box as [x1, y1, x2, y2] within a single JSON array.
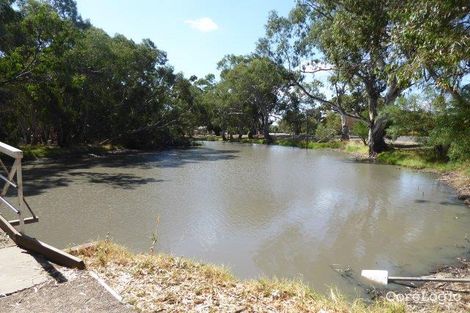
[[380, 257, 469, 312], [439, 171, 470, 206], [0, 269, 133, 313], [69, 240, 470, 313]]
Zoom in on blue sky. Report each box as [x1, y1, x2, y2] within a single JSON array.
[[75, 0, 294, 79]]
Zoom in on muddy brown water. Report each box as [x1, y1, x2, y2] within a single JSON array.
[[5, 141, 469, 296]]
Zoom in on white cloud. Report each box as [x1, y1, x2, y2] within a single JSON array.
[[184, 17, 218, 32]]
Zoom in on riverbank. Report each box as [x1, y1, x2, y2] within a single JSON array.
[[1, 235, 467, 312], [395, 257, 469, 313], [70, 241, 403, 312], [0, 238, 132, 313], [66, 240, 470, 312]]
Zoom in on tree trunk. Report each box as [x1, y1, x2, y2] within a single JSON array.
[[262, 113, 273, 143], [238, 132, 243, 140], [368, 116, 387, 157], [221, 130, 227, 141], [229, 133, 233, 140], [340, 114, 349, 141], [367, 96, 387, 157], [248, 130, 254, 139]]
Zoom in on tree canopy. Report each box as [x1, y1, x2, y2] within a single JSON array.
[[0, 0, 201, 148], [0, 0, 468, 162]]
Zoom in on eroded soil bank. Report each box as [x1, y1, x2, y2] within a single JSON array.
[[68, 241, 468, 312], [439, 171, 470, 206]]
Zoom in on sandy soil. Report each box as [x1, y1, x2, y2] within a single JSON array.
[[0, 269, 133, 313]]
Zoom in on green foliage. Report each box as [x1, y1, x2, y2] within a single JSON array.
[[258, 0, 469, 156], [428, 88, 470, 161], [314, 124, 336, 142], [313, 112, 340, 142], [0, 0, 201, 149], [277, 138, 341, 150], [376, 149, 460, 171], [203, 56, 289, 141], [382, 94, 436, 140], [391, 0, 469, 91], [351, 121, 369, 145]]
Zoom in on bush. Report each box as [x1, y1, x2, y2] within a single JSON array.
[[351, 121, 368, 145], [314, 124, 336, 142], [428, 87, 470, 161]]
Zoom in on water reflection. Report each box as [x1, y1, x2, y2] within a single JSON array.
[[20, 142, 469, 296]]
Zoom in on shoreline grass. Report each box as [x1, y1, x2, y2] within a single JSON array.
[[72, 241, 405, 313]]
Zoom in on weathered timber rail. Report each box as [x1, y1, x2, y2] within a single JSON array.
[[0, 141, 85, 269]]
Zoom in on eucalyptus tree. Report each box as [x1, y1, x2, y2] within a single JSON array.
[[391, 0, 469, 101], [258, 1, 411, 156], [215, 56, 289, 143], [391, 0, 470, 160], [0, 0, 200, 148]]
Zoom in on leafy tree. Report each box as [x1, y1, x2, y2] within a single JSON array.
[[428, 86, 470, 161], [383, 93, 436, 140], [391, 0, 469, 101], [213, 56, 289, 143], [258, 1, 412, 156], [390, 1, 469, 160], [0, 0, 203, 148]]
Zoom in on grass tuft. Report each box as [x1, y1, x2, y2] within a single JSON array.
[[70, 241, 407, 313]]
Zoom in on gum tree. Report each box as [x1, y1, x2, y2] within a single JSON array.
[[258, 0, 410, 156]]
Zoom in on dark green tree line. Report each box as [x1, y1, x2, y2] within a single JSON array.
[[0, 0, 200, 148]]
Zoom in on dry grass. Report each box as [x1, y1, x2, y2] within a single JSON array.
[[71, 241, 405, 313]]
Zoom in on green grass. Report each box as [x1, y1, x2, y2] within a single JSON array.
[[376, 148, 462, 172], [239, 138, 267, 144], [276, 138, 342, 149], [196, 135, 344, 149], [344, 141, 369, 155]]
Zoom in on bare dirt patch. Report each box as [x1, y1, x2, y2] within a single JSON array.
[[0, 270, 133, 313], [440, 171, 470, 206], [383, 258, 470, 313]]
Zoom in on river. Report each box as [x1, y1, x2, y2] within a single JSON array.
[[10, 141, 470, 296]]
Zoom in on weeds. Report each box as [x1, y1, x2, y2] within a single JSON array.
[[72, 241, 406, 313]]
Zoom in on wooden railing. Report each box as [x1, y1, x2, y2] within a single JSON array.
[[0, 142, 84, 268], [0, 142, 38, 233]]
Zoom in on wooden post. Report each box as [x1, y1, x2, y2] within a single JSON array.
[[0, 142, 29, 234], [16, 157, 25, 233]]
